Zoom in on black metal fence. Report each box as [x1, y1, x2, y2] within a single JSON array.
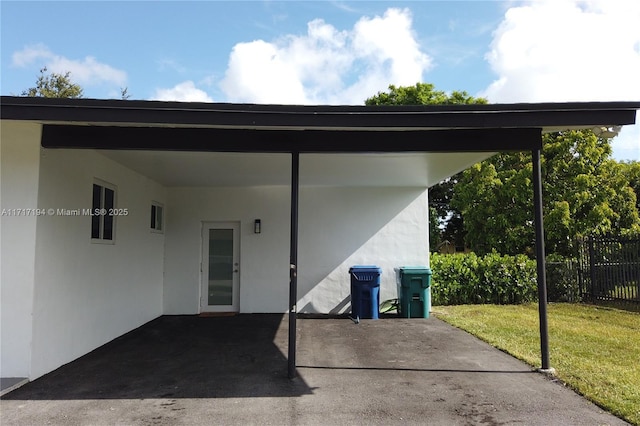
[[577, 236, 640, 304], [546, 260, 581, 302]]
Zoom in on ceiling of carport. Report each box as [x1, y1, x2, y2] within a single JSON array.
[[99, 150, 493, 187]]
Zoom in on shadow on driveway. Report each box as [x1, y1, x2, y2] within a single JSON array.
[[3, 314, 313, 400]]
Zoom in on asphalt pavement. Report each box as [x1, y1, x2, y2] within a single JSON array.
[[0, 314, 628, 425]]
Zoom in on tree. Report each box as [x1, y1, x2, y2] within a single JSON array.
[[620, 160, 640, 212], [428, 206, 441, 252], [22, 67, 83, 98], [452, 130, 640, 257], [365, 83, 487, 249], [429, 172, 466, 250], [120, 87, 131, 100], [452, 152, 534, 256], [365, 83, 487, 106]]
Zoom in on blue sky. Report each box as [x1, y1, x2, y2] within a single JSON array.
[[2, 1, 639, 160]]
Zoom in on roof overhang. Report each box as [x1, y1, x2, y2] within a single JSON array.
[[2, 96, 638, 153]]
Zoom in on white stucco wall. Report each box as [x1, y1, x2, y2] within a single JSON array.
[[29, 148, 166, 379], [297, 187, 429, 313], [1, 121, 41, 378], [164, 185, 429, 315], [164, 186, 292, 314]]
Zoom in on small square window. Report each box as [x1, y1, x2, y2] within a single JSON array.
[[151, 202, 164, 233], [91, 180, 117, 243]]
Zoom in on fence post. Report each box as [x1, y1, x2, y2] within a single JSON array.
[[577, 237, 585, 300], [588, 237, 596, 302]]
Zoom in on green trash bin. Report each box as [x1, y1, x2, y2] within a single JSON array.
[[395, 267, 431, 318]]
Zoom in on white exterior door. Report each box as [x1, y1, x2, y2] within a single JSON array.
[[201, 222, 240, 312]]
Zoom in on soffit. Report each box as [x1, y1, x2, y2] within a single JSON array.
[[99, 150, 492, 188]]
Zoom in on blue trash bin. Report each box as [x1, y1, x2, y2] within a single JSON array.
[[349, 266, 382, 320]]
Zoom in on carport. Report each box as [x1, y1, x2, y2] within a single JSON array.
[[2, 96, 639, 380]]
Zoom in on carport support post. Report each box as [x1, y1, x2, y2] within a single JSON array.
[[288, 151, 299, 379], [532, 148, 551, 371]]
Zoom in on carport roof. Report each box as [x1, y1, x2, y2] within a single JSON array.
[[1, 96, 638, 152], [2, 95, 639, 379]]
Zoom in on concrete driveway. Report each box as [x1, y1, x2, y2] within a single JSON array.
[[0, 314, 628, 425]]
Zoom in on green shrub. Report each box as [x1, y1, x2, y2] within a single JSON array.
[[430, 252, 537, 305], [545, 258, 581, 302]]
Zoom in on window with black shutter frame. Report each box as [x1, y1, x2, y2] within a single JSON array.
[[91, 180, 116, 242]]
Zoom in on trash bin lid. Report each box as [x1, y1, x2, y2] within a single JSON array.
[[398, 266, 431, 275], [349, 265, 382, 274]]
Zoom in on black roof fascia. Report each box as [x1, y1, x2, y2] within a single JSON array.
[[2, 96, 638, 130], [41, 125, 542, 153]]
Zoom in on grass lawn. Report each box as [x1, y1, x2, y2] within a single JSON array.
[[432, 303, 640, 425]]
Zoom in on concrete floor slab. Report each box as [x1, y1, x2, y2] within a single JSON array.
[[0, 314, 628, 425]]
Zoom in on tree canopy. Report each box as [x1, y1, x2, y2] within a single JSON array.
[[452, 130, 640, 257], [365, 83, 640, 258], [365, 83, 487, 106], [620, 160, 640, 212], [21, 67, 84, 98]]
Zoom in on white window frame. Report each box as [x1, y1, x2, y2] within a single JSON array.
[[91, 179, 117, 244], [151, 201, 164, 233]]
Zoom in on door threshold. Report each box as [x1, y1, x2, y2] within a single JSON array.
[[199, 312, 238, 317]]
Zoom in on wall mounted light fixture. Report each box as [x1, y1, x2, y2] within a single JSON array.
[[254, 219, 261, 234]]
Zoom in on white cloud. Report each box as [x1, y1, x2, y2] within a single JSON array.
[[352, 8, 429, 85], [151, 81, 213, 103], [220, 8, 431, 105], [481, 0, 640, 160], [221, 40, 308, 104], [12, 44, 127, 87], [482, 0, 640, 103], [11, 43, 52, 67]]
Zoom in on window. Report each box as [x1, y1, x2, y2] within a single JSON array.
[[151, 202, 164, 233], [91, 181, 116, 242]]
